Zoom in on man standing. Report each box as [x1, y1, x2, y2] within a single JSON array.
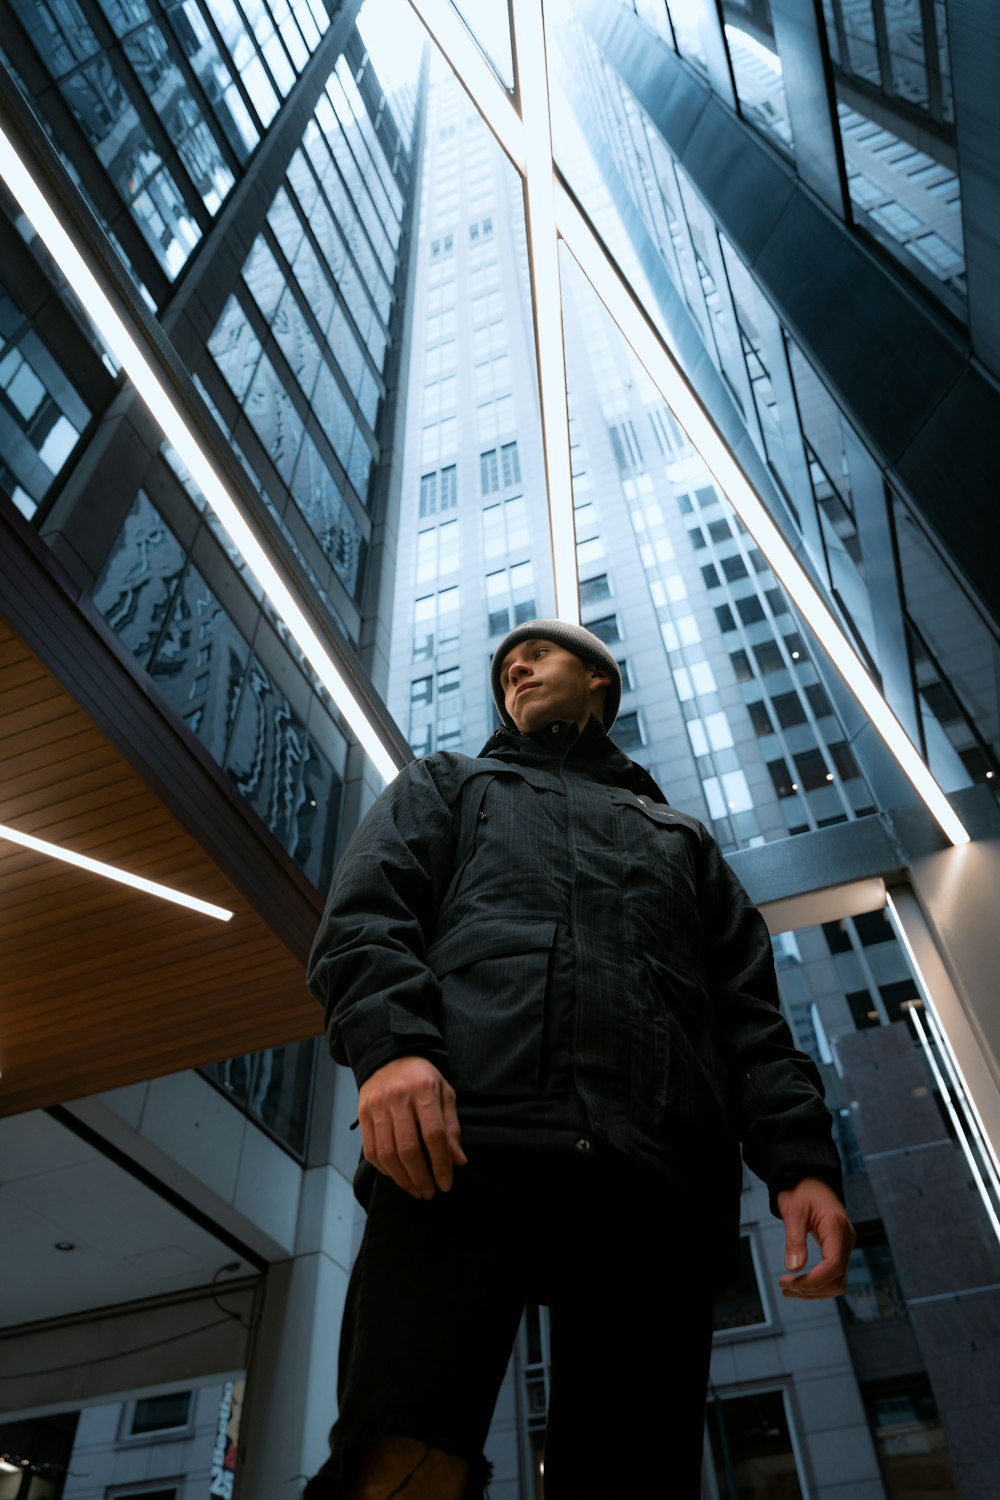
[[304, 620, 854, 1500]]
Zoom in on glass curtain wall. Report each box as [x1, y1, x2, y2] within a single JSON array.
[[544, 11, 997, 798], [1, 0, 419, 1155]]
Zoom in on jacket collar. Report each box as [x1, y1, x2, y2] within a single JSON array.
[[477, 714, 670, 803]]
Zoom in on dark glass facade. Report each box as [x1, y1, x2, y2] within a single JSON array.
[[1, 1, 418, 1158]]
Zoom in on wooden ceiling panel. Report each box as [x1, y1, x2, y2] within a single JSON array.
[[0, 600, 326, 1118]]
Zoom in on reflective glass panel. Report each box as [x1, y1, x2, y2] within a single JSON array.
[[819, 2, 964, 309], [665, 0, 710, 73], [721, 0, 794, 155], [201, 1039, 318, 1158], [167, 0, 260, 160], [149, 560, 250, 762], [0, 309, 90, 517], [92, 491, 186, 665]]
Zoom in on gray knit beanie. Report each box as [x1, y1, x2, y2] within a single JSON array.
[[491, 619, 622, 731]]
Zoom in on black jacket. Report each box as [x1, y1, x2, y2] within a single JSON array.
[[307, 716, 843, 1270]]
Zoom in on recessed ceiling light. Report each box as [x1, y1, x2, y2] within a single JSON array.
[[0, 822, 233, 922]]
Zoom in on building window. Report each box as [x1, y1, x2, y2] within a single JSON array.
[[706, 1389, 803, 1499], [483, 495, 529, 558], [793, 748, 834, 791], [861, 1380, 959, 1499], [437, 586, 461, 653], [721, 553, 749, 582], [576, 535, 605, 567], [729, 649, 753, 683], [846, 989, 881, 1029], [842, 1226, 907, 1324], [609, 419, 643, 470], [480, 448, 500, 494], [0, 309, 91, 518], [410, 676, 433, 706], [660, 616, 701, 652], [614, 711, 644, 749], [701, 563, 721, 590], [688, 712, 735, 756], [772, 692, 807, 729], [830, 741, 861, 780], [878, 980, 921, 1022], [748, 700, 773, 736], [415, 519, 460, 583], [501, 440, 521, 487], [437, 714, 462, 750], [736, 595, 766, 626], [413, 594, 435, 660], [767, 759, 796, 798], [124, 1393, 192, 1438], [419, 471, 437, 518], [806, 683, 833, 718], [754, 641, 786, 675], [580, 573, 611, 606], [486, 564, 535, 636], [649, 404, 686, 455], [410, 721, 433, 757], [486, 569, 509, 635], [822, 918, 853, 955], [440, 464, 457, 511], [586, 615, 622, 646], [854, 910, 894, 946], [703, 771, 753, 818]]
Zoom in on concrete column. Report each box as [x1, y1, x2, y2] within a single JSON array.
[[235, 1063, 364, 1500]]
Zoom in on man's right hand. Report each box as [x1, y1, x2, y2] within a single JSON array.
[[358, 1055, 468, 1199]]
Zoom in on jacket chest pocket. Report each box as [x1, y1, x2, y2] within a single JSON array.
[[614, 799, 702, 933], [427, 918, 558, 1098]]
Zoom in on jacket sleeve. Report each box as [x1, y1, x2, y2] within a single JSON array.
[[697, 827, 845, 1214], [306, 757, 458, 1088]]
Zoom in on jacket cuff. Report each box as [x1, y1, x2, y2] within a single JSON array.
[[768, 1163, 846, 1218], [353, 1036, 451, 1090]]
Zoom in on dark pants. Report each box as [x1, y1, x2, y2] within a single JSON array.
[[304, 1149, 716, 1499]]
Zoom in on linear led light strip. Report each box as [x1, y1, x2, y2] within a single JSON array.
[[511, 0, 579, 622], [0, 124, 402, 789], [886, 889, 1000, 1197], [908, 1003, 1000, 1246], [0, 822, 233, 921], [408, 0, 969, 848]]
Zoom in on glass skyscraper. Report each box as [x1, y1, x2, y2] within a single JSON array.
[[1, 3, 999, 1498]]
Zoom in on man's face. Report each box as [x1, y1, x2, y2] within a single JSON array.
[[500, 639, 610, 733]]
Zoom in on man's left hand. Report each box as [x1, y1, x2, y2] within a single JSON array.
[[776, 1176, 856, 1299]]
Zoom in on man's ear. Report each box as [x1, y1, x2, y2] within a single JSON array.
[[589, 670, 611, 691]]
